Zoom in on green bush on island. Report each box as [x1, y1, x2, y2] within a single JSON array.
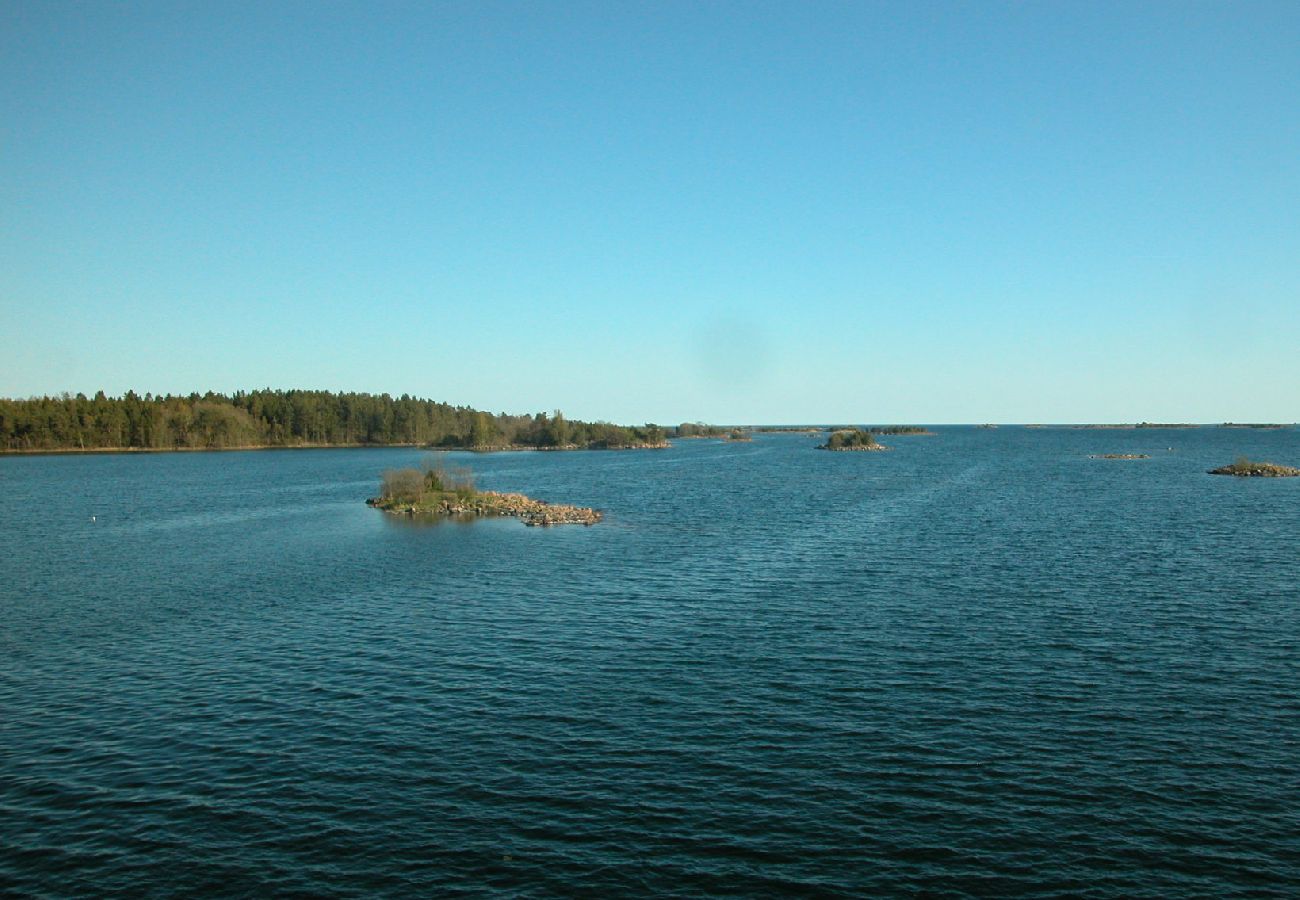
[[379, 458, 477, 505], [370, 457, 602, 525], [817, 429, 886, 451]]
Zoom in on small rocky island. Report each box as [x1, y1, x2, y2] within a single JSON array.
[[817, 429, 888, 452], [367, 463, 602, 525], [1207, 458, 1300, 477], [724, 429, 752, 442], [1090, 453, 1150, 460]]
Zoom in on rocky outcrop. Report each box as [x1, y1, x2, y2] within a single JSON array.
[[1090, 454, 1150, 459], [1207, 460, 1300, 477], [367, 490, 602, 525]]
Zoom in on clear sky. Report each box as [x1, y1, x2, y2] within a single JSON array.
[[2, 1, 1297, 424]]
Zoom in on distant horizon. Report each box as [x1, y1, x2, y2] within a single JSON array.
[[1, 387, 1294, 430]]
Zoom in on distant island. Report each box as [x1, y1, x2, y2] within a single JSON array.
[[1072, 423, 1198, 430], [1219, 423, 1289, 429], [817, 429, 888, 452], [366, 461, 602, 525], [865, 425, 935, 435], [1090, 454, 1150, 460], [673, 423, 764, 441], [0, 390, 666, 453], [1207, 458, 1300, 477], [672, 422, 728, 439]]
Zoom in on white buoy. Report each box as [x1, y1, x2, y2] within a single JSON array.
[[90, 516, 96, 522]]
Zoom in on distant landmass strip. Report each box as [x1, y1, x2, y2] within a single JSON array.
[[0, 390, 666, 452]]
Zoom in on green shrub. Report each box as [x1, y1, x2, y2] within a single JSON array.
[[822, 429, 879, 450]]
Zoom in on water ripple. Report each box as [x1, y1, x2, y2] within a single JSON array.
[[2, 431, 1299, 896]]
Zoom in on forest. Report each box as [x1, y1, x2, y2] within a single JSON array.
[[0, 390, 667, 452]]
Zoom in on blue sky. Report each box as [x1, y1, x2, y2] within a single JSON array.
[[2, 1, 1297, 423]]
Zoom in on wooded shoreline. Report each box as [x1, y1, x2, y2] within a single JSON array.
[[0, 389, 666, 452], [0, 441, 669, 457]]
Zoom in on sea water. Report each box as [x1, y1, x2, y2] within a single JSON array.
[[2, 428, 1298, 896]]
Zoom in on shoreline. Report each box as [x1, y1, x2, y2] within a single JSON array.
[[0, 441, 671, 457], [0, 442, 433, 457]]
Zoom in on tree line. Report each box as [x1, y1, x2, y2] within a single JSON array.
[[0, 390, 666, 451]]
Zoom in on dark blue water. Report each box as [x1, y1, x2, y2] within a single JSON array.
[[3, 428, 1298, 897]]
